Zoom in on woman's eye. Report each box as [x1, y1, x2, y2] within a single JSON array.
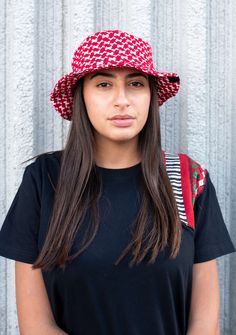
[[96, 82, 111, 88], [96, 81, 144, 88], [130, 81, 144, 87]]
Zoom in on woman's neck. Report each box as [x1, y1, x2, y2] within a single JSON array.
[[94, 137, 141, 169]]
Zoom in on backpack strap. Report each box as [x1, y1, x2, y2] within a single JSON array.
[[163, 151, 207, 230], [164, 152, 188, 227]]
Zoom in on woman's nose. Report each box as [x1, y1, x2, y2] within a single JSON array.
[[113, 85, 130, 108]]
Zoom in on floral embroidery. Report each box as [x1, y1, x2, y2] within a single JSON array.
[[191, 162, 206, 205]]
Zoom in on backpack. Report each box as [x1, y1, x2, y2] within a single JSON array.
[[163, 151, 207, 230]]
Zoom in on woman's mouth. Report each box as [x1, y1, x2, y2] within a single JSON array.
[[109, 115, 135, 127]]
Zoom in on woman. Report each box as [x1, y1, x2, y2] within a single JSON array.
[[0, 29, 235, 335]]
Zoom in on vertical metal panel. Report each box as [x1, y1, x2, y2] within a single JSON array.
[[151, 0, 182, 153], [34, 0, 65, 153], [0, 0, 235, 334], [206, 1, 233, 332], [229, 0, 236, 332], [0, 0, 7, 332], [1, 0, 36, 333]]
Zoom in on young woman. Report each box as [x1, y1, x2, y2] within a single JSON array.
[[0, 29, 235, 335]]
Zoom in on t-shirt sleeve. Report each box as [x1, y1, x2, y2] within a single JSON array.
[[194, 170, 236, 263], [0, 162, 41, 264]]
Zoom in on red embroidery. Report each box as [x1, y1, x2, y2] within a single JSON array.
[[179, 154, 206, 229]]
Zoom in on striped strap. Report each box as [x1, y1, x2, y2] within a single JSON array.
[[165, 153, 188, 226]]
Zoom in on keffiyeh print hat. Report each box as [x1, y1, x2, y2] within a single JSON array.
[[50, 29, 180, 121]]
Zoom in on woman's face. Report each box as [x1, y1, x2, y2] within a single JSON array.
[[82, 67, 151, 145]]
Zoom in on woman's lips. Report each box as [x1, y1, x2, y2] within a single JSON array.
[[109, 114, 135, 127], [109, 118, 134, 127]]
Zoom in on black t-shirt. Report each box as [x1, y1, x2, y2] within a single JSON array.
[[0, 151, 235, 335]]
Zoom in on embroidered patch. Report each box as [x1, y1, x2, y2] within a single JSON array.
[[191, 162, 206, 205]]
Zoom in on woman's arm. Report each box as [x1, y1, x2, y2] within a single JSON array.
[[187, 259, 220, 335], [15, 261, 68, 335]]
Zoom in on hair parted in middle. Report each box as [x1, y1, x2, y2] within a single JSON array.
[[29, 73, 182, 272]]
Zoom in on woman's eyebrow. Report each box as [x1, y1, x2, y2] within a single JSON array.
[[90, 71, 148, 80]]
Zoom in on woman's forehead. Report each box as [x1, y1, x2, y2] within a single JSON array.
[[86, 67, 148, 80]]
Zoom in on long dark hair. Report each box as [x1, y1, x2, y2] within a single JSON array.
[[25, 74, 182, 271]]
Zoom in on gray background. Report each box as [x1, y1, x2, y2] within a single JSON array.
[[0, 0, 235, 334]]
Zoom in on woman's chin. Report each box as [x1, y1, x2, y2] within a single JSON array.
[[94, 129, 140, 144], [110, 134, 139, 143]]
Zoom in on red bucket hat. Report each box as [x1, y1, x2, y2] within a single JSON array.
[[50, 29, 180, 121]]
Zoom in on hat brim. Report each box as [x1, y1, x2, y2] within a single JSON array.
[[50, 68, 180, 121]]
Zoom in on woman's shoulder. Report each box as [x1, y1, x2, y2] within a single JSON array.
[[24, 150, 62, 171], [21, 150, 63, 190], [163, 150, 206, 174], [163, 149, 205, 168], [162, 150, 207, 203]]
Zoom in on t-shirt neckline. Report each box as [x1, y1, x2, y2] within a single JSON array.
[[95, 162, 142, 181]]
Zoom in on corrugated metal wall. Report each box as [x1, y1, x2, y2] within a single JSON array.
[[0, 0, 235, 334]]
